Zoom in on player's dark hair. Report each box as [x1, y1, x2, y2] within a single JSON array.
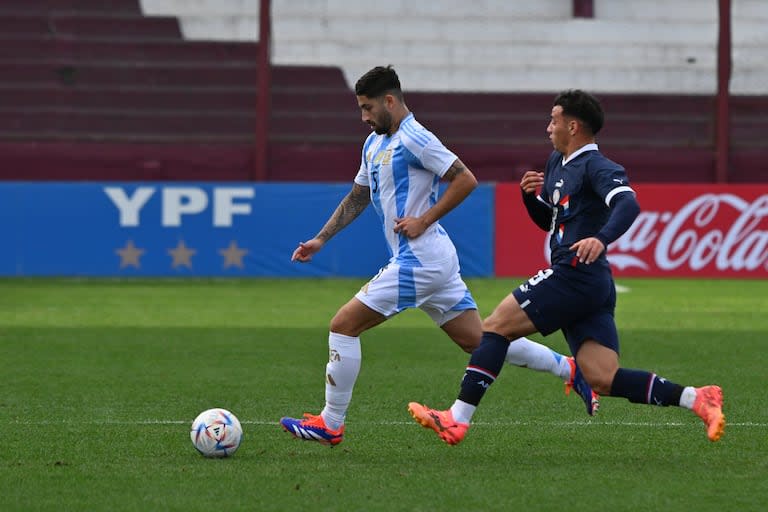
[[355, 65, 403, 100], [554, 89, 604, 135]]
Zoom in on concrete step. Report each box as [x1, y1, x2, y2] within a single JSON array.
[[0, 13, 180, 39], [596, 0, 768, 22], [141, 0, 568, 19], [0, 0, 141, 15]]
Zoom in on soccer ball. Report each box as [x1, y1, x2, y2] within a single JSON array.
[[190, 408, 243, 458]]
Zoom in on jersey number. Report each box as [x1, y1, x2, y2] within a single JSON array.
[[371, 170, 379, 193], [527, 268, 553, 286]]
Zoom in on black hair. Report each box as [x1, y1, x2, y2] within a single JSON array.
[[354, 65, 403, 100], [553, 89, 604, 135]]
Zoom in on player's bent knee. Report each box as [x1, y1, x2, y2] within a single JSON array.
[[591, 378, 614, 396], [329, 312, 359, 337], [580, 366, 616, 395], [329, 319, 348, 335]]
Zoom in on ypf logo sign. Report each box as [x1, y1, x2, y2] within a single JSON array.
[[104, 186, 255, 227], [103, 185, 256, 271]]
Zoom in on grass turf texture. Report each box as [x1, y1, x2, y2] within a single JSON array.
[[1, 277, 766, 511]]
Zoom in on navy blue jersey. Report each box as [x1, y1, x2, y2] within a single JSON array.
[[538, 145, 634, 265]]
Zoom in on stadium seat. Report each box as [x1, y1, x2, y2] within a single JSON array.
[[0, 0, 765, 183]]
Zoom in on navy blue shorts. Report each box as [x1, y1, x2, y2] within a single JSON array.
[[511, 263, 619, 356]]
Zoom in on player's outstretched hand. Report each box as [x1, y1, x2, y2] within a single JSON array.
[[520, 170, 544, 194], [291, 239, 323, 262], [569, 237, 606, 265]]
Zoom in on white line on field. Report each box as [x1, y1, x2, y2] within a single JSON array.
[[9, 419, 767, 428]]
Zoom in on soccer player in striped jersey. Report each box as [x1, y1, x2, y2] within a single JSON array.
[[408, 89, 725, 445], [279, 66, 595, 446]]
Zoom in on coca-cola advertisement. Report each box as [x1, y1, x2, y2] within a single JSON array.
[[494, 183, 768, 278]]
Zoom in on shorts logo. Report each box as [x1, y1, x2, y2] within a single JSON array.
[[361, 265, 388, 294]]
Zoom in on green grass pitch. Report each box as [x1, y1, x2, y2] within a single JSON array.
[[1, 277, 767, 511]]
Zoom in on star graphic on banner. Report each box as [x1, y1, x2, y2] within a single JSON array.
[[168, 240, 196, 269], [219, 240, 248, 269], [116, 240, 145, 269]]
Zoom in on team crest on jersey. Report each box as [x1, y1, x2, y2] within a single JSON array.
[[552, 191, 569, 211], [372, 149, 392, 166]]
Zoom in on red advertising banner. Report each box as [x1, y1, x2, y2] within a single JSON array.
[[495, 183, 768, 278]]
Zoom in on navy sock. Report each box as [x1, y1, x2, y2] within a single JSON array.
[[457, 332, 509, 406], [610, 368, 684, 406]]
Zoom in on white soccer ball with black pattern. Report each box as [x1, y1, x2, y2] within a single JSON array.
[[190, 408, 243, 458]]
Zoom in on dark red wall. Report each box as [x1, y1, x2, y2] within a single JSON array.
[[0, 1, 765, 183]]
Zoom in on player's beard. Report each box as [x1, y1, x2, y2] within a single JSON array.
[[372, 111, 393, 134]]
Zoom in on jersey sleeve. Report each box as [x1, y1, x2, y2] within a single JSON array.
[[587, 160, 635, 206], [353, 134, 374, 186], [400, 126, 457, 177], [418, 138, 458, 177]]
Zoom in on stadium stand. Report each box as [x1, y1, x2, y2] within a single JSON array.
[[0, 0, 765, 182]]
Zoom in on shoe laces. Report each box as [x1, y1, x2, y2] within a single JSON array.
[[434, 410, 458, 429], [300, 413, 327, 428]]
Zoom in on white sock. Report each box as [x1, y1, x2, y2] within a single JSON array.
[[679, 386, 697, 409], [321, 332, 361, 430], [450, 400, 476, 425], [505, 337, 572, 380]]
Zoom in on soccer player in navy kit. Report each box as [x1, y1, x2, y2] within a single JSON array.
[[409, 89, 725, 444]]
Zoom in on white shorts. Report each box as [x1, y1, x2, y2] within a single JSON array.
[[354, 255, 477, 326]]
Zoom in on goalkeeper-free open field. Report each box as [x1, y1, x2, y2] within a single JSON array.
[[2, 277, 766, 511]]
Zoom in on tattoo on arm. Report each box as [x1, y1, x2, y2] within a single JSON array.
[[316, 183, 371, 242], [443, 159, 467, 181]]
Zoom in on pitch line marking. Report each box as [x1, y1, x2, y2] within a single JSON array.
[[10, 419, 767, 428]]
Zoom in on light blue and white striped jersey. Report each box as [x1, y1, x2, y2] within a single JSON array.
[[354, 113, 459, 267]]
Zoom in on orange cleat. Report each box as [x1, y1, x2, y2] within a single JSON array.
[[407, 402, 469, 445], [692, 385, 725, 442]]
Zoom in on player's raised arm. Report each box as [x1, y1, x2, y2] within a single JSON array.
[[291, 182, 371, 262], [393, 158, 477, 238], [519, 170, 552, 231]]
